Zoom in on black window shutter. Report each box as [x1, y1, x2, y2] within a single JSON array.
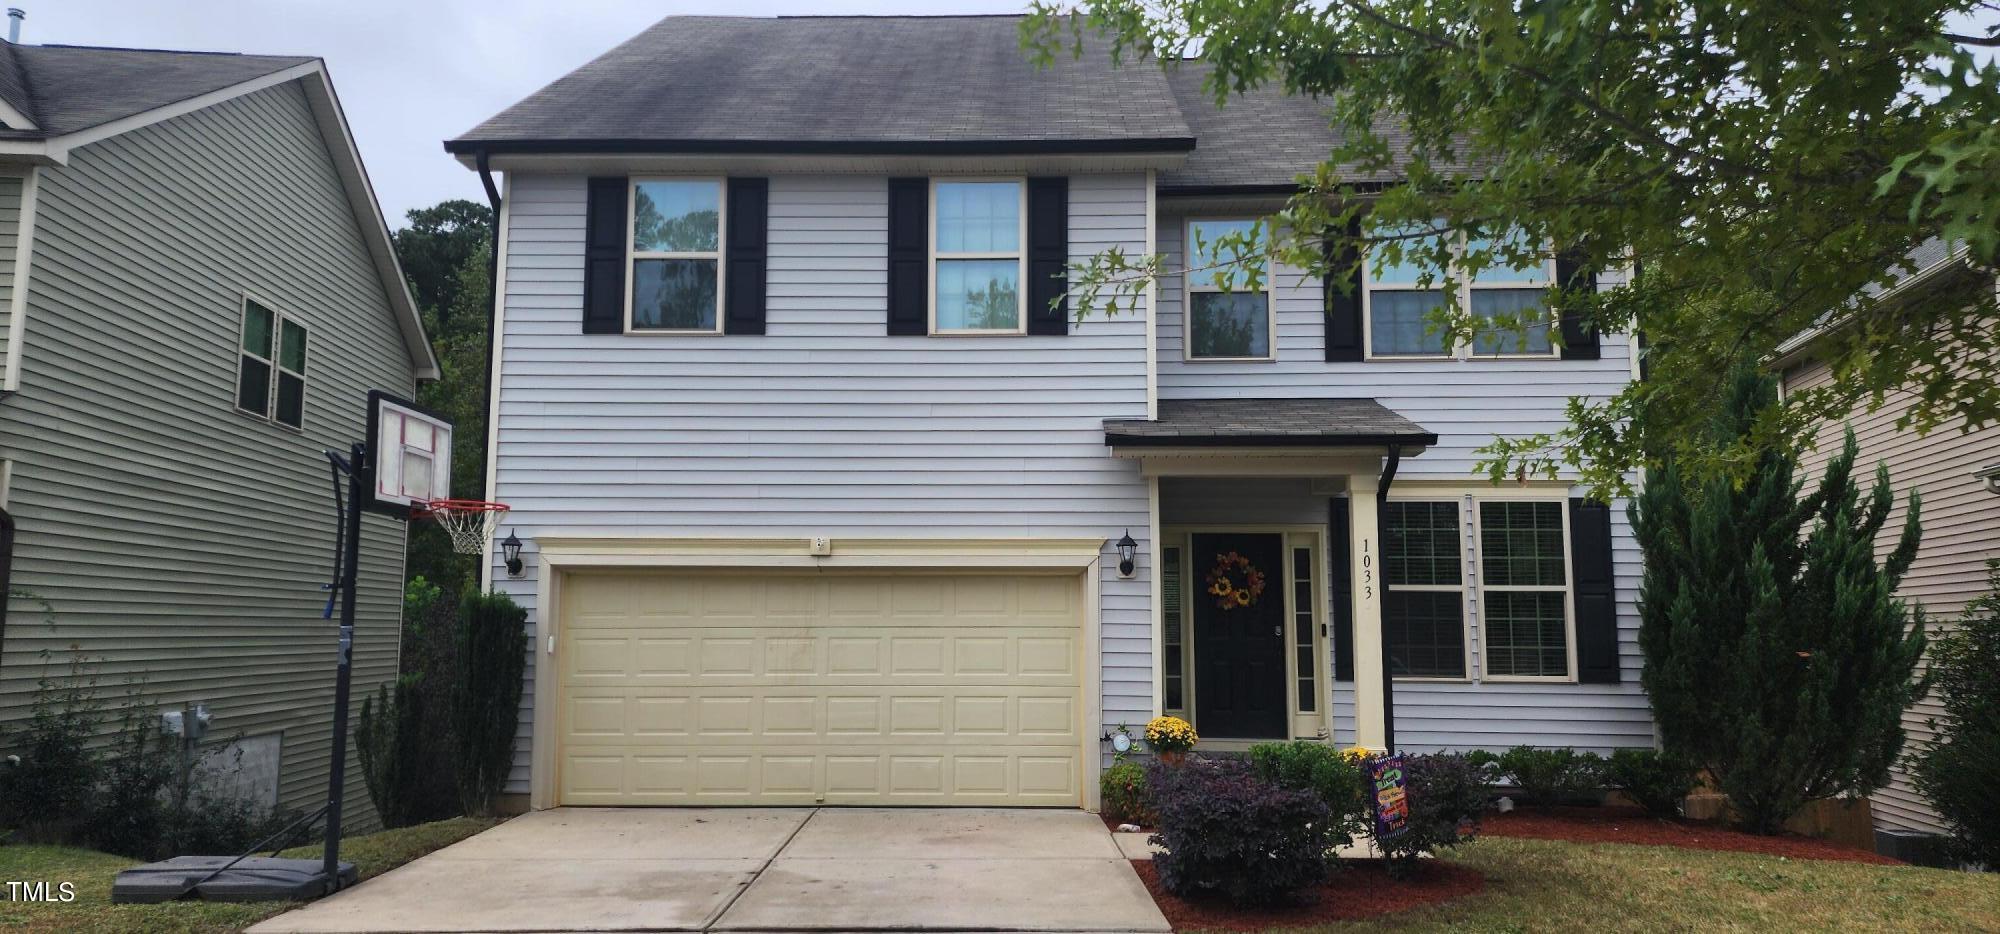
[[1026, 177, 1069, 335], [1324, 217, 1364, 362], [582, 177, 628, 335], [886, 177, 928, 336], [1570, 497, 1620, 683], [724, 177, 768, 335], [1329, 496, 1356, 681], [1556, 250, 1601, 360]]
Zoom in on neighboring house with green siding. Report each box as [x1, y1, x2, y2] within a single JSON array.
[[0, 39, 436, 829]]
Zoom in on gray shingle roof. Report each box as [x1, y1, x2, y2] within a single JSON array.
[[447, 15, 1193, 154], [1104, 398, 1437, 447], [1156, 63, 1422, 191], [0, 42, 312, 139]]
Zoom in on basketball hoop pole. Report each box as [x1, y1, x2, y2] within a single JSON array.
[[320, 441, 367, 893]]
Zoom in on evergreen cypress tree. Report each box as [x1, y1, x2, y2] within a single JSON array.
[[1632, 370, 1929, 833]]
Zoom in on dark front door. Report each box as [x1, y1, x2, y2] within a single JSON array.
[[1191, 532, 1289, 739]]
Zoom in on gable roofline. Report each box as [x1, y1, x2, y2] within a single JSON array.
[[0, 57, 437, 381], [1771, 243, 1986, 371]]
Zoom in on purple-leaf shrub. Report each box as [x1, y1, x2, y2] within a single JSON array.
[[1146, 756, 1336, 905]]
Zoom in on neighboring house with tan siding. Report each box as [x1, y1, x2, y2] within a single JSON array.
[[0, 40, 436, 828], [1776, 242, 2000, 850]]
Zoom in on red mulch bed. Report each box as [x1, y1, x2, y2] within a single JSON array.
[[1482, 806, 1901, 864], [1131, 858, 1486, 932]]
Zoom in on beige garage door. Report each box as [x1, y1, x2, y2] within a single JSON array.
[[556, 571, 1084, 806]]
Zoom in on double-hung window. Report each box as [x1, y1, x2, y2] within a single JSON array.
[[1381, 500, 1470, 678], [235, 297, 306, 430], [931, 179, 1025, 333], [1184, 218, 1272, 360], [1380, 496, 1578, 681], [1477, 501, 1574, 679], [1365, 224, 1557, 359], [628, 178, 724, 332]]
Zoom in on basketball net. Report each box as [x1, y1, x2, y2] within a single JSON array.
[[413, 499, 510, 555]]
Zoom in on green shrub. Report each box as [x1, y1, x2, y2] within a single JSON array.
[[1914, 563, 2000, 866], [1248, 741, 1369, 845], [453, 590, 528, 815], [0, 651, 295, 860], [1100, 761, 1151, 825], [1376, 753, 1487, 874], [1148, 757, 1334, 905], [0, 652, 103, 842], [359, 681, 433, 828], [1633, 374, 1929, 834], [1495, 745, 1605, 805], [1604, 748, 1699, 817]]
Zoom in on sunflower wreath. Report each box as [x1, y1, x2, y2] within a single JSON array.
[[1204, 550, 1267, 611]]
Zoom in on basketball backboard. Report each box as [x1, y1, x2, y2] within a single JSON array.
[[361, 390, 453, 516]]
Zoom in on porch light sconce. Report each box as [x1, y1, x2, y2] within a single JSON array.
[[1115, 530, 1137, 578], [501, 531, 524, 577]]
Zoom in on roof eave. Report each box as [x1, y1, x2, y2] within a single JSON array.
[[1102, 431, 1440, 449], [1770, 245, 1984, 371], [442, 136, 1197, 158]]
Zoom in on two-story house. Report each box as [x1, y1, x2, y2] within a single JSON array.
[[0, 38, 435, 826], [448, 13, 1648, 812]]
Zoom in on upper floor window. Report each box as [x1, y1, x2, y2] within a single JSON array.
[[931, 179, 1025, 334], [1365, 224, 1555, 360], [1184, 218, 1272, 360], [235, 296, 306, 430], [628, 178, 723, 333]]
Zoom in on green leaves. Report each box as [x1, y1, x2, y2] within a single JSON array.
[[1023, 0, 2000, 498]]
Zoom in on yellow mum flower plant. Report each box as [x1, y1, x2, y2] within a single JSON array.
[[1144, 715, 1198, 754]]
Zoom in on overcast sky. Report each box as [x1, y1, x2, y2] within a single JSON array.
[[28, 1, 1020, 227]]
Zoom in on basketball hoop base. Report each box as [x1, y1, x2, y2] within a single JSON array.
[[112, 856, 356, 903], [414, 498, 510, 555]]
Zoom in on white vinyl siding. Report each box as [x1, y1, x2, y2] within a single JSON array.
[[490, 172, 1153, 794], [1155, 210, 1638, 480]]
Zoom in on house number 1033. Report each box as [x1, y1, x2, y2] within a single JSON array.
[[1360, 538, 1374, 600]]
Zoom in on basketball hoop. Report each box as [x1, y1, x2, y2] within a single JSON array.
[[413, 499, 510, 555]]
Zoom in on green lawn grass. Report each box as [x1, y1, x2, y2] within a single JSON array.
[[1268, 836, 2000, 933], [0, 816, 498, 934]]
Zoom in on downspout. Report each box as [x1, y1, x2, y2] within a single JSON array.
[[1375, 444, 1404, 752], [475, 149, 501, 501]]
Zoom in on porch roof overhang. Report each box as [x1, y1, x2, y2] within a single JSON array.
[[1104, 398, 1436, 475]]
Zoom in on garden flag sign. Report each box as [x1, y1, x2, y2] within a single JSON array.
[[1370, 754, 1412, 840]]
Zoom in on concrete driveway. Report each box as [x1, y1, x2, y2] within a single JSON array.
[[248, 807, 1170, 934]]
